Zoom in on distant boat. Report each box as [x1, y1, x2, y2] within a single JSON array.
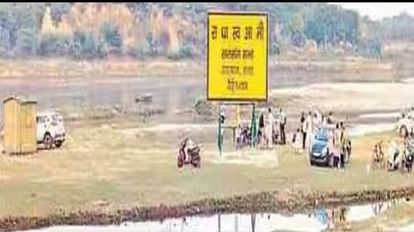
[[135, 93, 153, 103]]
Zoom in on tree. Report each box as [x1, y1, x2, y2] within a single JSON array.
[[145, 32, 157, 56], [15, 27, 37, 56], [361, 38, 382, 58], [269, 42, 280, 55], [0, 3, 46, 57], [304, 4, 359, 47], [285, 12, 306, 47], [0, 4, 13, 55], [38, 34, 70, 56], [50, 3, 72, 25], [130, 38, 152, 60], [71, 31, 105, 60], [100, 21, 123, 53]]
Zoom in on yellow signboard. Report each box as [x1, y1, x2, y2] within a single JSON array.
[[207, 12, 268, 101]]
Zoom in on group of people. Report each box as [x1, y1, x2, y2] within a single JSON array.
[[257, 107, 287, 149], [375, 134, 414, 172], [291, 110, 336, 151], [291, 110, 351, 167]]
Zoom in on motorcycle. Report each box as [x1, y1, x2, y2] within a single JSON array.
[[236, 126, 252, 149], [402, 141, 414, 173], [404, 153, 414, 173], [177, 141, 201, 168]]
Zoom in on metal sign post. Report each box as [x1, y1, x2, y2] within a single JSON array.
[[251, 103, 257, 147], [207, 11, 268, 155], [218, 104, 224, 156]]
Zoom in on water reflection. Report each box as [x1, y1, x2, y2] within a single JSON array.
[[20, 201, 402, 232]]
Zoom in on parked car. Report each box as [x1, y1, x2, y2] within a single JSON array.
[[36, 111, 65, 149], [310, 129, 330, 167]]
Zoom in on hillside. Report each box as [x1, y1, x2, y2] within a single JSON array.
[[0, 3, 413, 61]]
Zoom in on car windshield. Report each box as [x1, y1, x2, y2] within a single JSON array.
[[315, 130, 328, 142]]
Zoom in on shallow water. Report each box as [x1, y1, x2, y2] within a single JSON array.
[[358, 112, 400, 119], [348, 123, 395, 137], [399, 223, 414, 232], [19, 202, 396, 232], [401, 78, 414, 84]]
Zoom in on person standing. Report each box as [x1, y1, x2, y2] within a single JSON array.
[[339, 122, 348, 168], [334, 123, 341, 147], [300, 111, 306, 149], [184, 137, 197, 163], [235, 124, 242, 150], [327, 111, 334, 125], [322, 115, 328, 129], [292, 128, 302, 154], [265, 107, 275, 149], [279, 108, 287, 145], [306, 111, 314, 151], [258, 111, 265, 146], [313, 112, 320, 133], [218, 106, 226, 155]]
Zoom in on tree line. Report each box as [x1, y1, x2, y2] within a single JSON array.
[[0, 3, 413, 60]]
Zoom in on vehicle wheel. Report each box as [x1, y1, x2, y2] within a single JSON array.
[[192, 155, 201, 168], [177, 156, 184, 168], [193, 158, 201, 168], [43, 133, 53, 150], [55, 141, 63, 148]]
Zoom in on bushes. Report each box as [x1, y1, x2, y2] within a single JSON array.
[[167, 44, 193, 60], [99, 21, 123, 54], [14, 28, 37, 56], [70, 31, 106, 60], [194, 98, 215, 118], [50, 3, 72, 25], [357, 38, 382, 59], [38, 34, 70, 57], [130, 43, 152, 60], [270, 42, 281, 55]]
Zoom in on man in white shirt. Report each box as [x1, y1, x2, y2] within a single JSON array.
[[313, 111, 322, 132], [184, 137, 198, 162], [387, 140, 401, 170]]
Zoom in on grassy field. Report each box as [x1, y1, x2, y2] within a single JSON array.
[[0, 117, 412, 217]]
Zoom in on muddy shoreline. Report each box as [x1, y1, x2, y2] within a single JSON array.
[[2, 186, 414, 232]]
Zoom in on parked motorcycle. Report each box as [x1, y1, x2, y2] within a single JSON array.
[[402, 140, 414, 173], [236, 125, 252, 149], [177, 139, 201, 168]]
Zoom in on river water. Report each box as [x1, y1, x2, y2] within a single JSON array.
[[18, 201, 407, 232]]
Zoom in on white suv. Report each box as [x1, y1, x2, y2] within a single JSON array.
[[36, 111, 66, 149]]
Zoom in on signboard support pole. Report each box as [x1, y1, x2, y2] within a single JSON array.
[[250, 103, 257, 148], [208, 12, 268, 154], [218, 103, 223, 156]]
